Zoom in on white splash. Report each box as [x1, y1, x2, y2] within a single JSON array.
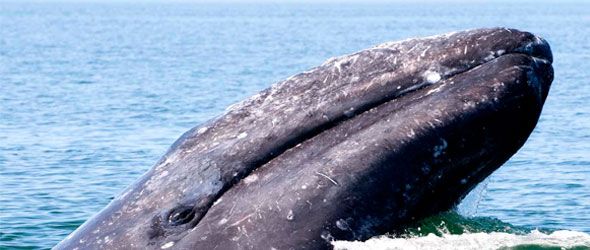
[[332, 230, 590, 250]]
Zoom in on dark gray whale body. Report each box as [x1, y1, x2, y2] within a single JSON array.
[[56, 28, 553, 249]]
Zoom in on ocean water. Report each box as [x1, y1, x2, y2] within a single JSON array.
[[0, 1, 589, 249]]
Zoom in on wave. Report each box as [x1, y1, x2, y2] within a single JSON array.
[[333, 230, 590, 250], [332, 212, 590, 250]]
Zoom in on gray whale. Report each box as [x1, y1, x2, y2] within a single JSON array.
[[55, 28, 553, 249]]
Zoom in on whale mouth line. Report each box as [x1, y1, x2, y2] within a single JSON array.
[[178, 41, 553, 232]]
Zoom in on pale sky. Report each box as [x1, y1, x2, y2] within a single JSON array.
[[3, 0, 580, 3]]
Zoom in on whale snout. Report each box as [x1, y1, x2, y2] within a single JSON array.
[[515, 33, 553, 104], [531, 45, 554, 104]]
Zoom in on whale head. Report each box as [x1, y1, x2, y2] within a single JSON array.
[[56, 28, 553, 250]]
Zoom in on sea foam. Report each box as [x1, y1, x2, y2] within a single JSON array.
[[333, 230, 590, 250]]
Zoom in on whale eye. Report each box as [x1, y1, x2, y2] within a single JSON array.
[[168, 206, 195, 226]]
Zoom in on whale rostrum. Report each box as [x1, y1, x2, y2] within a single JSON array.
[[55, 28, 553, 250]]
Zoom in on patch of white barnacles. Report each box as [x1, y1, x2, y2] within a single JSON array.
[[218, 218, 228, 226], [286, 210, 295, 221], [271, 117, 279, 127], [243, 174, 258, 184], [484, 51, 496, 61], [484, 49, 507, 62], [236, 132, 248, 139], [197, 126, 208, 134], [253, 108, 265, 117], [160, 241, 174, 249], [423, 70, 441, 84], [463, 100, 476, 109], [407, 129, 416, 138], [433, 138, 448, 158]]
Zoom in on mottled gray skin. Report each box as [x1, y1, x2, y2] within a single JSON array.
[[55, 28, 553, 250]]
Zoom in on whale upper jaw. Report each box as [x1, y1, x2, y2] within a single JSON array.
[[55, 28, 553, 250]]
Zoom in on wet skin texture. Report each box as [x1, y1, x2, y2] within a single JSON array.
[[55, 28, 553, 250]]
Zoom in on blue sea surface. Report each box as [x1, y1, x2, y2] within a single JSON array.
[[0, 1, 589, 249]]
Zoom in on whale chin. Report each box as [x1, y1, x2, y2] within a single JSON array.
[[56, 27, 553, 250]]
